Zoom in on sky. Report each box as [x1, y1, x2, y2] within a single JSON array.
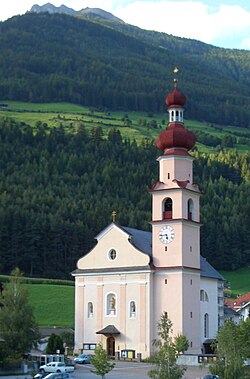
[[1, 0, 250, 50]]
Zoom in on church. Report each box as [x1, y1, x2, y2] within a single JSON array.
[[72, 74, 224, 358]]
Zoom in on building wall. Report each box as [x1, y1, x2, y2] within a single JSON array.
[[153, 268, 201, 354], [200, 277, 221, 348], [74, 271, 153, 358], [158, 155, 194, 184]]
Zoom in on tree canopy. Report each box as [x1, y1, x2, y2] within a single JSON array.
[[0, 119, 249, 278]]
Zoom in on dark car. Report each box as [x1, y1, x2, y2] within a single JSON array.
[[203, 375, 220, 379], [74, 354, 93, 364]]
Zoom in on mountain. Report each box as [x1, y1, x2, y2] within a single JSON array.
[[30, 3, 124, 23], [0, 11, 249, 128]]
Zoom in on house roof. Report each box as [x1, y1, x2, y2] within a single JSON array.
[[200, 256, 224, 280], [38, 328, 74, 338], [224, 304, 239, 317], [121, 225, 152, 255], [225, 292, 250, 311]]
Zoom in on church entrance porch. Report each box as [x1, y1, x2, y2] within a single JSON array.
[[96, 324, 120, 356], [107, 336, 115, 356]]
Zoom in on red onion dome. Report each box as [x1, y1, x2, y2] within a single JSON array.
[[155, 123, 196, 152], [165, 87, 186, 107]]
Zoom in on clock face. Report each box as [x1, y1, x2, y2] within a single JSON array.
[[159, 225, 175, 244]]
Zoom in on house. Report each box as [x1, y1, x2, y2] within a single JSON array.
[[72, 74, 224, 359], [224, 304, 240, 324], [225, 292, 250, 321]]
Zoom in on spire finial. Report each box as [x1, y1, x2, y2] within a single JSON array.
[[173, 66, 179, 87], [111, 210, 117, 222]]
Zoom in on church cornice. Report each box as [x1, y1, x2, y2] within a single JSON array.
[[72, 266, 152, 276], [148, 183, 201, 194], [150, 218, 202, 226], [151, 264, 200, 273]]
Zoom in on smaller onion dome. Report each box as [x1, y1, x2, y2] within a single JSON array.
[[155, 123, 196, 152], [165, 87, 186, 108]]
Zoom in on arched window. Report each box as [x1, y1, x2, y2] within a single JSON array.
[[176, 110, 179, 121], [188, 199, 194, 220], [200, 290, 204, 301], [180, 110, 183, 122], [163, 198, 172, 220], [171, 110, 174, 122], [88, 302, 93, 318], [129, 301, 136, 318], [106, 293, 116, 316], [204, 313, 209, 338], [200, 290, 209, 302]]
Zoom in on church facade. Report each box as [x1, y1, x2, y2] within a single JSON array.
[[72, 78, 224, 358]]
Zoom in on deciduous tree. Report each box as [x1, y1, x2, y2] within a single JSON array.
[[210, 319, 250, 379], [90, 343, 115, 379], [148, 313, 188, 379], [0, 267, 40, 359]]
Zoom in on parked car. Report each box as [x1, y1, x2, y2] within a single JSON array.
[[74, 354, 93, 364], [44, 374, 72, 379], [203, 375, 220, 379], [39, 362, 74, 373], [34, 373, 71, 379], [34, 373, 48, 379]]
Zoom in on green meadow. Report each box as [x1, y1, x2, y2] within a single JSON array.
[[28, 284, 75, 328], [221, 268, 250, 297], [1, 101, 249, 153]]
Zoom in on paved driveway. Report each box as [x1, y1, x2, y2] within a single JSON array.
[[73, 361, 209, 379], [2, 362, 209, 379]]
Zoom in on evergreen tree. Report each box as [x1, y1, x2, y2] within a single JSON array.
[[46, 333, 65, 354]]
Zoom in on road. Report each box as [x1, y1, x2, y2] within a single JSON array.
[[73, 361, 210, 379]]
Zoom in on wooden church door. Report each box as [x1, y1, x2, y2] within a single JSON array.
[[107, 336, 115, 356]]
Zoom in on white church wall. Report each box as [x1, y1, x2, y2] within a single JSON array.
[[200, 277, 220, 345]]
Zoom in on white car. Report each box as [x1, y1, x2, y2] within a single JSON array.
[[39, 362, 74, 374]]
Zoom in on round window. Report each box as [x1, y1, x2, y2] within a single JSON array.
[[108, 249, 117, 260]]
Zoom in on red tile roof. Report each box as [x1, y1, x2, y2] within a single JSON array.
[[225, 292, 250, 310]]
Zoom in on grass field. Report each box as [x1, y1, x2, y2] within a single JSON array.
[[221, 267, 250, 296], [28, 284, 75, 328], [1, 101, 249, 153], [23, 267, 250, 328]]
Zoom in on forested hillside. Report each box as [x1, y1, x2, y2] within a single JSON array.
[[0, 12, 250, 128], [0, 118, 249, 279]]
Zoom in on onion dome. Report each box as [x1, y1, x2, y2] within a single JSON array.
[[156, 68, 196, 154], [166, 87, 186, 108], [155, 123, 196, 152]]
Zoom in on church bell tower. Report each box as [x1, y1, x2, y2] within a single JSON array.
[[150, 69, 201, 353]]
